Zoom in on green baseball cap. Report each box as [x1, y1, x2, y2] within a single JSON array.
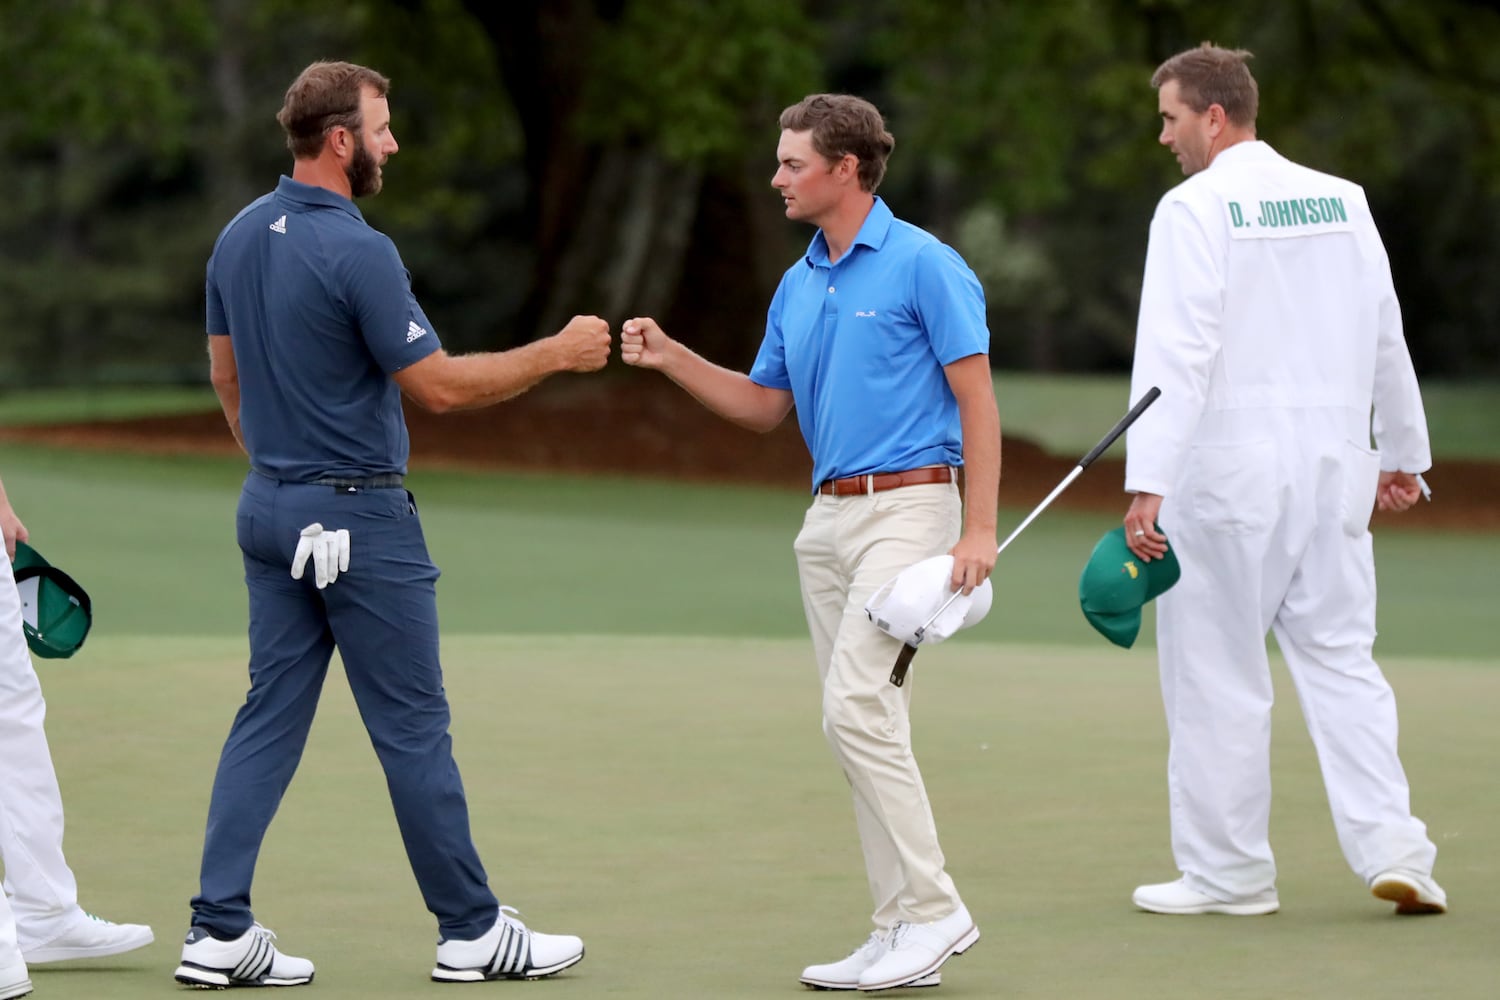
[[1077, 525, 1180, 648], [12, 541, 92, 659]]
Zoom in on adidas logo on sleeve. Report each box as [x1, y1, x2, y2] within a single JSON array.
[[406, 321, 427, 343]]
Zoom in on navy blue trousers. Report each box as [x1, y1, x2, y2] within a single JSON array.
[[191, 472, 498, 940]]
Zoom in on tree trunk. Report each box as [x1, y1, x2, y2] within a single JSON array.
[[532, 146, 703, 339], [466, 0, 777, 361], [209, 0, 259, 216]]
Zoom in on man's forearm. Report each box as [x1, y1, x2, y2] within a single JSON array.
[[946, 355, 1001, 537], [207, 336, 245, 453], [426, 338, 564, 413], [658, 341, 790, 433], [960, 408, 1000, 537], [0, 473, 22, 559], [212, 382, 245, 454]]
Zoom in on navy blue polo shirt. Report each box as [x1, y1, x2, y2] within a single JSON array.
[[749, 197, 990, 491], [206, 176, 441, 482]]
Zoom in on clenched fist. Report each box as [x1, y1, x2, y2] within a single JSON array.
[[552, 315, 612, 372], [621, 317, 673, 370]]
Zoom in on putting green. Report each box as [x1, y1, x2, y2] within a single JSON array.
[[30, 635, 1497, 999]]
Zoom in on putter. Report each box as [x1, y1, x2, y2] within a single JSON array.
[[889, 386, 1162, 686]]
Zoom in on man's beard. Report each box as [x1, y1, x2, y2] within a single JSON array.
[[347, 141, 382, 198]]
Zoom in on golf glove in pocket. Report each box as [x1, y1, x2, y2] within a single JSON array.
[[291, 522, 350, 589]]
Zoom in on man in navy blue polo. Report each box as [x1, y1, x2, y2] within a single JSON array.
[[621, 94, 999, 992], [176, 61, 610, 990]]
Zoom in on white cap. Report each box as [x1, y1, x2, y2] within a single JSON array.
[[864, 555, 993, 646]]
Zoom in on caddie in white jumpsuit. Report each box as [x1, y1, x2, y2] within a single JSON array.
[[0, 473, 154, 979], [1120, 44, 1445, 917]]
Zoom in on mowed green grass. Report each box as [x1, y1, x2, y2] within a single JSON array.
[[991, 373, 1500, 462], [1, 444, 1495, 656], [0, 444, 1495, 997], [2, 373, 1497, 461], [35, 635, 1500, 1000]]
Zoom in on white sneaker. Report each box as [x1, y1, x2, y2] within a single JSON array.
[[857, 905, 978, 991], [173, 924, 314, 988], [1371, 869, 1447, 915], [799, 932, 940, 990], [0, 955, 31, 1000], [431, 906, 583, 982], [19, 910, 154, 964], [1132, 879, 1279, 916]]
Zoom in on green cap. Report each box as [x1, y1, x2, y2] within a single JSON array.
[[1077, 525, 1180, 648], [12, 541, 92, 659]]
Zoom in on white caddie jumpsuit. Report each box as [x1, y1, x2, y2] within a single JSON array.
[[0, 548, 84, 950], [1124, 140, 1438, 900]]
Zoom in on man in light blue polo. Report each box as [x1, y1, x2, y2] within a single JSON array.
[[621, 93, 999, 992], [178, 60, 611, 989]]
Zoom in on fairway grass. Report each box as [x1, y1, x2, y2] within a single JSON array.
[[3, 374, 1497, 461], [1, 444, 1495, 657], [35, 635, 1498, 999], [991, 373, 1500, 462]]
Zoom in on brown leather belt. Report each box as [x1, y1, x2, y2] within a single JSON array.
[[817, 466, 957, 497]]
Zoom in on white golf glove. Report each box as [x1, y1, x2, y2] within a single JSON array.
[[290, 522, 350, 589]]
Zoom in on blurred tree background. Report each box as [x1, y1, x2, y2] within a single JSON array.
[[0, 0, 1496, 386]]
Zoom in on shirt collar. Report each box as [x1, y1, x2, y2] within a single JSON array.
[[275, 175, 365, 222], [804, 196, 894, 267], [1209, 139, 1281, 170]]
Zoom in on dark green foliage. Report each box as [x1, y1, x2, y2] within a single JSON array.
[[0, 0, 1495, 383]]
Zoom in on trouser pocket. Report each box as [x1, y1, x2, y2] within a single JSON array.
[[1184, 439, 1277, 534], [1338, 440, 1381, 537]]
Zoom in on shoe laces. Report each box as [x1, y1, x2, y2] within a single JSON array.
[[497, 905, 529, 932], [852, 933, 884, 960], [248, 923, 280, 945], [885, 921, 913, 951]]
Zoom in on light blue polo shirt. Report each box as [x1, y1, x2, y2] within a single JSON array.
[[206, 176, 441, 482], [749, 197, 990, 491]]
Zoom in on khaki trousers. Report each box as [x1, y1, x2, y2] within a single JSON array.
[[794, 481, 964, 928]]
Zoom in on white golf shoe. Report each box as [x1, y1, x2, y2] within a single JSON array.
[[799, 932, 940, 990], [431, 906, 583, 983], [1370, 869, 1447, 914], [19, 909, 154, 964], [0, 955, 31, 1000], [174, 923, 314, 988], [1132, 878, 1279, 916], [857, 904, 978, 991]]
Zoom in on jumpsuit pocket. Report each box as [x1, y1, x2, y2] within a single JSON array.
[[1337, 440, 1381, 537], [1184, 439, 1277, 535]]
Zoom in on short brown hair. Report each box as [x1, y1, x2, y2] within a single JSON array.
[[778, 94, 895, 193], [276, 61, 390, 159], [1151, 43, 1259, 128]]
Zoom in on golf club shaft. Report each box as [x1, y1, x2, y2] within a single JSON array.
[[905, 464, 1087, 635], [888, 386, 1162, 687]]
